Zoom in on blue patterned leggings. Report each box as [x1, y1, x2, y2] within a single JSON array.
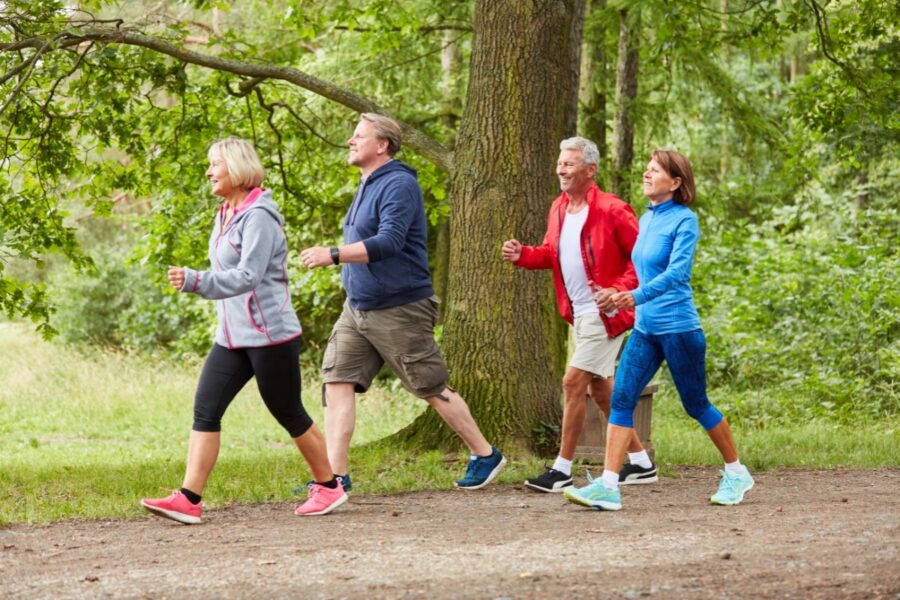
[[609, 329, 723, 431]]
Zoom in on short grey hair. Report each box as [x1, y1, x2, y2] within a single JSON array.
[[559, 137, 600, 167], [360, 113, 402, 157]]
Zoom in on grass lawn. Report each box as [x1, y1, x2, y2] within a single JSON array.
[[1, 322, 896, 524]]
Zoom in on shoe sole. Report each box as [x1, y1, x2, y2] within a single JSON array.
[[563, 491, 622, 511], [710, 479, 755, 505], [295, 492, 349, 516], [141, 501, 202, 525], [456, 457, 508, 490], [523, 480, 573, 493], [619, 473, 658, 485]]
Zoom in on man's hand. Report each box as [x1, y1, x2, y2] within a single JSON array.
[[501, 239, 522, 263], [167, 266, 186, 290], [592, 286, 620, 312], [609, 291, 636, 309], [300, 246, 333, 269]]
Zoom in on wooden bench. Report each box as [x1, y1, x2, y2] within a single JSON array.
[[573, 384, 656, 462]]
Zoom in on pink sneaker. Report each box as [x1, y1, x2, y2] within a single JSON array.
[[294, 482, 347, 516], [141, 490, 202, 524]]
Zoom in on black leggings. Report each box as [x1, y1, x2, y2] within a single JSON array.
[[193, 339, 313, 438]]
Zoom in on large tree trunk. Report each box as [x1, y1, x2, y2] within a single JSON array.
[[396, 0, 585, 451], [611, 7, 640, 201]]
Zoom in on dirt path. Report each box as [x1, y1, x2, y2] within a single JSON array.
[[1, 468, 898, 599]]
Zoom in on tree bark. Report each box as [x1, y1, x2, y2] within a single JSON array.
[[394, 0, 584, 450], [611, 7, 639, 201]]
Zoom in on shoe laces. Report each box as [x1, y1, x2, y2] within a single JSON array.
[[306, 483, 323, 500], [464, 456, 481, 478], [718, 470, 739, 493]]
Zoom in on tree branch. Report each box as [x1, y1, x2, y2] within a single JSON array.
[[1, 28, 454, 171]]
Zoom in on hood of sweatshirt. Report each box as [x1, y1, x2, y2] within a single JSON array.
[[222, 188, 284, 228]]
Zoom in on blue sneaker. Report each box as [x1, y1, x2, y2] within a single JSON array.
[[710, 468, 754, 505], [455, 447, 507, 490], [563, 472, 622, 510], [294, 474, 352, 495]]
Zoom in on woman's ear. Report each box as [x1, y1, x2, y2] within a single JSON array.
[[671, 177, 682, 192]]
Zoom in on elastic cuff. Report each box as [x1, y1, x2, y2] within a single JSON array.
[[608, 409, 635, 429]]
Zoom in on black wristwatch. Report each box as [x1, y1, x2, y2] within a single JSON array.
[[330, 247, 340, 265]]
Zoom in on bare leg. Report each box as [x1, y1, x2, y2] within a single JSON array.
[[323, 382, 356, 475], [705, 418, 739, 464], [589, 377, 645, 454], [292, 424, 334, 483], [559, 367, 593, 460], [182, 430, 220, 494], [426, 388, 492, 456], [603, 424, 634, 475]]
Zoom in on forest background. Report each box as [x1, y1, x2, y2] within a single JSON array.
[[0, 0, 897, 485]]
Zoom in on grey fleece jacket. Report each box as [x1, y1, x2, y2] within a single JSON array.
[[180, 188, 302, 348]]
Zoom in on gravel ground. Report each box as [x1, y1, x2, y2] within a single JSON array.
[[1, 467, 898, 599]]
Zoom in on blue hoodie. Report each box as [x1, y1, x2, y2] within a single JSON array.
[[342, 160, 434, 310], [181, 188, 302, 348]]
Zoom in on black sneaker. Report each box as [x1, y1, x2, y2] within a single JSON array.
[[619, 462, 658, 485], [524, 467, 573, 493]]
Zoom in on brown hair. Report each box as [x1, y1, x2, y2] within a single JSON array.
[[360, 113, 402, 157], [651, 150, 696, 205]]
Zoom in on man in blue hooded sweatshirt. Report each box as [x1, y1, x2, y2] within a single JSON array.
[[301, 113, 506, 490]]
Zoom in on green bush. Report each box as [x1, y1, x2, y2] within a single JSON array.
[[51, 249, 215, 356], [693, 184, 898, 424]]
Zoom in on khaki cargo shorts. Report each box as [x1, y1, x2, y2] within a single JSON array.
[[321, 295, 450, 402], [570, 312, 625, 378]]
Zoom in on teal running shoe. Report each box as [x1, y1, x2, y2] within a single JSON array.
[[563, 472, 622, 511], [710, 468, 755, 505]]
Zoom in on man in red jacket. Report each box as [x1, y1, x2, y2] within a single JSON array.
[[502, 136, 656, 493]]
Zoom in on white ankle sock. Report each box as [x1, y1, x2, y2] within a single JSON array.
[[724, 459, 744, 473], [552, 456, 572, 476], [627, 450, 653, 469], [600, 469, 619, 490]]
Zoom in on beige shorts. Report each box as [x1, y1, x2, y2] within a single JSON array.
[[321, 296, 450, 402], [570, 313, 625, 378]]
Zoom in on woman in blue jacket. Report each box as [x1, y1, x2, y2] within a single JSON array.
[[141, 138, 346, 523], [565, 150, 754, 511]]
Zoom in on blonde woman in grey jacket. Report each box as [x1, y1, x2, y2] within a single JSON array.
[[141, 138, 346, 523]]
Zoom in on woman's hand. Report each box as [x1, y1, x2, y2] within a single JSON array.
[[610, 291, 635, 309], [167, 266, 186, 290], [501, 239, 522, 263]]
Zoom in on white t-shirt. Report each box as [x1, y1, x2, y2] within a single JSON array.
[[558, 205, 596, 317]]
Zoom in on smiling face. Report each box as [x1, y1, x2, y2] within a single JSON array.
[[643, 158, 681, 204], [556, 149, 596, 198], [347, 119, 389, 174], [205, 153, 237, 199]]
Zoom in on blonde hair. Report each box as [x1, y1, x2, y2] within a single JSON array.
[[207, 137, 265, 189], [360, 113, 402, 157]]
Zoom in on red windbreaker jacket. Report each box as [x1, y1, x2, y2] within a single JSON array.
[[514, 183, 639, 338]]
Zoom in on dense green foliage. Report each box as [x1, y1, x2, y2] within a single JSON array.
[[1, 0, 897, 426]]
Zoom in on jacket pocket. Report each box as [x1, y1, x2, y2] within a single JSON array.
[[246, 294, 268, 334]]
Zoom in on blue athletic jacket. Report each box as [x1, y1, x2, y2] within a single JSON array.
[[631, 199, 702, 335], [342, 160, 434, 310]]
